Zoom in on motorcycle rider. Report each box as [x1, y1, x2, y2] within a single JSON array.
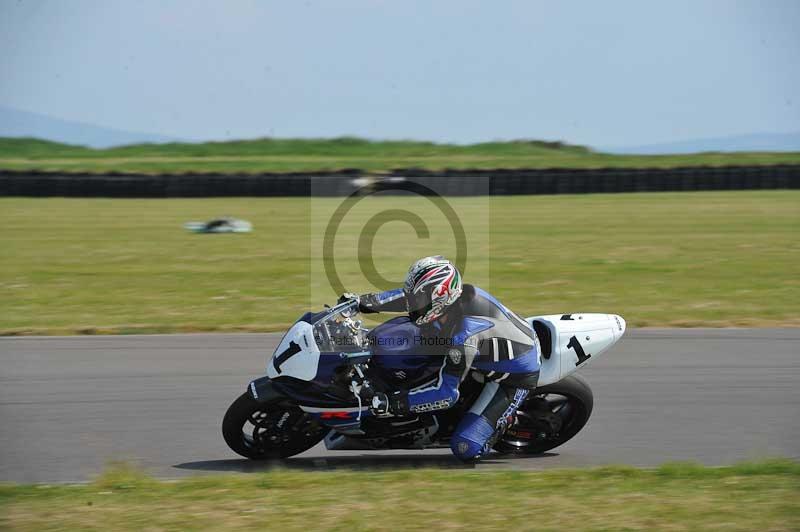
[[339, 256, 540, 462]]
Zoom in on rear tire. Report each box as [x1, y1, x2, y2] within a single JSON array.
[[222, 392, 327, 459], [494, 374, 594, 455]]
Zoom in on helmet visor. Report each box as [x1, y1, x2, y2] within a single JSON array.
[[404, 287, 430, 316]]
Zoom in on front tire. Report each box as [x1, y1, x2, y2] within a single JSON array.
[[494, 374, 594, 455], [222, 392, 328, 459]]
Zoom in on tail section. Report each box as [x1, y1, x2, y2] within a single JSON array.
[[526, 314, 626, 386]]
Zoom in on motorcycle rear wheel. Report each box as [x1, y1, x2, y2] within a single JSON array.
[[494, 374, 594, 455], [222, 392, 328, 459]]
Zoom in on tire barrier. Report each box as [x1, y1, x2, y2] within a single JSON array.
[[1, 165, 798, 197]]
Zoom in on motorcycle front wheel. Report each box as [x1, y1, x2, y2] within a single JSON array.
[[222, 392, 328, 459], [494, 374, 594, 455]]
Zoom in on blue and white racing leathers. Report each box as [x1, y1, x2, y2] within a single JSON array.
[[358, 284, 541, 461]]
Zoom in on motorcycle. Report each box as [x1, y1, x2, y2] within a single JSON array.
[[223, 299, 626, 460]]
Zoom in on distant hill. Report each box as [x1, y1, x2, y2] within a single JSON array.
[[0, 106, 176, 148], [1, 135, 798, 174], [605, 132, 800, 155]]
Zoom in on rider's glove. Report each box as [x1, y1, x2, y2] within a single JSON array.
[[369, 391, 408, 418], [370, 392, 392, 417], [337, 292, 360, 305]]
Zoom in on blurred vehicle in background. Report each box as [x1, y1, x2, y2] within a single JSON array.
[[184, 217, 252, 234]]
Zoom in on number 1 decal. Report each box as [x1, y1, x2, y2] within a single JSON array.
[[566, 336, 591, 366], [273, 341, 302, 374]]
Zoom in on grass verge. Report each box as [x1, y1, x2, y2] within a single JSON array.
[[1, 191, 798, 334], [1, 137, 799, 173], [1, 460, 798, 531]]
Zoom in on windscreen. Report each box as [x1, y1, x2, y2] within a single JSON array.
[[310, 300, 368, 353]]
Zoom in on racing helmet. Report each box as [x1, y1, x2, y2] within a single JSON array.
[[403, 256, 463, 325]]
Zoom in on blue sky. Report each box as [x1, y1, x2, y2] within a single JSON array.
[[1, 0, 799, 146]]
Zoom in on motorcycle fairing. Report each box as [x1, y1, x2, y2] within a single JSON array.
[[300, 405, 372, 433], [267, 300, 369, 383], [266, 321, 320, 381], [324, 415, 442, 450]]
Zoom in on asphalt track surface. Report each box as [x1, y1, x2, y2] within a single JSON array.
[[1, 329, 798, 483]]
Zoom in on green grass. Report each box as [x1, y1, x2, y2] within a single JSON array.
[[1, 191, 798, 335], [2, 137, 799, 173], [1, 461, 798, 531]]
